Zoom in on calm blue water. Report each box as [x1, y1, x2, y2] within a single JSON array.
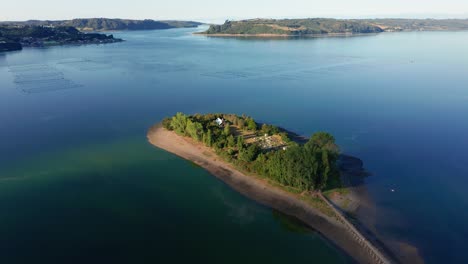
[[1, 27, 467, 263]]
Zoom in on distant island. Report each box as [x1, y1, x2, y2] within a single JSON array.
[[0, 25, 121, 52], [1, 18, 202, 31], [199, 18, 468, 36], [148, 113, 393, 264]]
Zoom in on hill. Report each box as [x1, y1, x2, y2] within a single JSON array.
[[202, 18, 468, 36], [1, 18, 202, 31], [203, 19, 384, 35]]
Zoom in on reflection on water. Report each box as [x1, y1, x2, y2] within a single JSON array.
[[0, 137, 350, 264], [272, 210, 312, 234]]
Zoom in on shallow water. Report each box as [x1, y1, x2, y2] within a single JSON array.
[[1, 27, 468, 263]]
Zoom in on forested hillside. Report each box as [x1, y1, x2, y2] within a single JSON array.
[[204, 19, 384, 35], [202, 18, 468, 35], [1, 18, 202, 31]]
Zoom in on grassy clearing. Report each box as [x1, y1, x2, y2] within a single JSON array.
[[299, 195, 336, 218]]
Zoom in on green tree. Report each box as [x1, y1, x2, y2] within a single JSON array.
[[237, 136, 245, 150], [239, 144, 260, 162], [261, 124, 279, 136], [246, 118, 257, 131], [204, 129, 213, 147], [162, 117, 173, 130], [307, 132, 339, 154], [186, 120, 203, 141], [320, 150, 330, 190], [227, 135, 236, 148], [171, 112, 188, 135], [224, 124, 231, 136]]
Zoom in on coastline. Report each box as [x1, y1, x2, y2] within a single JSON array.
[[147, 123, 393, 264], [193, 32, 378, 38]]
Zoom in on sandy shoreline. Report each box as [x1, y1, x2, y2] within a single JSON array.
[[147, 124, 392, 264]]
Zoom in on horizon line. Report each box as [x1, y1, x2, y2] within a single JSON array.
[[2, 16, 468, 23]]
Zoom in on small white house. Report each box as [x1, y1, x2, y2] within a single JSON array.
[[215, 118, 224, 126]]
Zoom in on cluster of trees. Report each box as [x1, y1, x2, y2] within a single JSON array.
[[252, 133, 339, 191], [162, 112, 257, 151], [163, 113, 339, 191]]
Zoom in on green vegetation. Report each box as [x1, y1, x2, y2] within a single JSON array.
[[0, 25, 121, 49], [1, 19, 202, 31], [202, 18, 468, 36], [0, 36, 22, 52], [163, 113, 341, 192], [204, 19, 384, 35], [360, 18, 468, 32]]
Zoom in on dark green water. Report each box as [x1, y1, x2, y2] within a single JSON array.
[[1, 26, 468, 263], [0, 137, 349, 263]]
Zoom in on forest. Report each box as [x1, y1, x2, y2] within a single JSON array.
[[203, 18, 384, 35], [203, 18, 468, 35], [163, 113, 340, 192], [1, 19, 202, 31]]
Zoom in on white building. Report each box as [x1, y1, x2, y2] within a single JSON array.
[[215, 118, 224, 126]]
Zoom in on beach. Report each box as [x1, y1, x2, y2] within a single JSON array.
[[147, 124, 394, 264]]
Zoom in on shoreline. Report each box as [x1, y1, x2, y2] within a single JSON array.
[[193, 32, 378, 38], [193, 30, 468, 39], [147, 123, 393, 264]]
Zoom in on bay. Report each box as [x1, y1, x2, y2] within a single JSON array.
[[1, 26, 467, 263]]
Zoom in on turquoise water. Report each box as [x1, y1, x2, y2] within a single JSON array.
[[1, 27, 468, 263]]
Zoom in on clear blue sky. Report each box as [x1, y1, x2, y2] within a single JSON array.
[[2, 0, 467, 22]]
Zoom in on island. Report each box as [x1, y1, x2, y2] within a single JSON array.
[[1, 18, 202, 31], [199, 18, 468, 36], [0, 25, 122, 52], [148, 113, 394, 264]]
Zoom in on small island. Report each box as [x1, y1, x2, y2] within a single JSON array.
[[148, 113, 393, 264], [198, 18, 468, 37]]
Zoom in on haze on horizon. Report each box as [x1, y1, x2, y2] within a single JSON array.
[[2, 0, 468, 23]]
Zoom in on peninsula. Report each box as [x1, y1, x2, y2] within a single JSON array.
[[148, 113, 394, 264], [0, 18, 202, 31], [0, 25, 121, 52], [199, 18, 468, 36]]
